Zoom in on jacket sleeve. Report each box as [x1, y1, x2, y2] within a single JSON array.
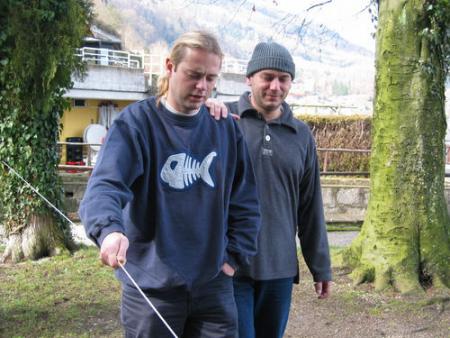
[[297, 135, 332, 282], [79, 119, 144, 247], [225, 119, 261, 269]]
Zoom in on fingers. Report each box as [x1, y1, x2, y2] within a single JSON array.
[[315, 281, 332, 299], [117, 237, 129, 265], [320, 281, 331, 299], [100, 232, 129, 269], [314, 282, 322, 296], [214, 104, 226, 120], [221, 262, 236, 277], [205, 98, 228, 120]]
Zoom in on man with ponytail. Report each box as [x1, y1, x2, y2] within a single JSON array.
[[80, 31, 261, 338]]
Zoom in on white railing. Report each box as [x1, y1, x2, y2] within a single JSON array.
[[75, 47, 143, 69], [140, 54, 247, 76], [221, 58, 247, 74], [76, 47, 248, 77], [142, 53, 165, 77]]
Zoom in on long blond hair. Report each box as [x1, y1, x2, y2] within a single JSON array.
[[156, 31, 223, 101]]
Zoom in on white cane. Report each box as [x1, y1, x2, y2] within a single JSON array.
[[1, 160, 178, 338], [118, 261, 178, 338]]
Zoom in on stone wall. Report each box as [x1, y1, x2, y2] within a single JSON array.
[[61, 172, 89, 221], [2, 175, 450, 245], [27, 174, 450, 224], [321, 178, 370, 224]]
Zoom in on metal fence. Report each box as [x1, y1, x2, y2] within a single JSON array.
[[317, 148, 371, 176], [58, 141, 373, 176], [75, 47, 249, 87], [75, 47, 143, 69]]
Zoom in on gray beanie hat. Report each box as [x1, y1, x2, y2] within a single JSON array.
[[246, 42, 295, 79]]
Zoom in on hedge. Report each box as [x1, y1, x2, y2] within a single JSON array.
[[295, 114, 372, 173]]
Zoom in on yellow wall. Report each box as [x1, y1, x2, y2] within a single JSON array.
[[60, 99, 134, 141], [59, 99, 135, 163]]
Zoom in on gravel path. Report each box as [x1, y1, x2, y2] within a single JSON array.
[[327, 231, 359, 247]]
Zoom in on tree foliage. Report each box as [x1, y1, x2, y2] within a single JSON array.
[[0, 1, 92, 251]]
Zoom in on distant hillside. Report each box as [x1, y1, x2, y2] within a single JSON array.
[[95, 0, 372, 60], [93, 0, 375, 102]]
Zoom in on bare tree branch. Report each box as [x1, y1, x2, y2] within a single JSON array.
[[306, 0, 333, 12], [224, 0, 248, 27]]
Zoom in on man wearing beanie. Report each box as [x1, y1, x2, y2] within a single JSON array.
[[217, 42, 332, 338]]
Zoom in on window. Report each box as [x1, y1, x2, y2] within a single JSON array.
[[73, 99, 86, 107]]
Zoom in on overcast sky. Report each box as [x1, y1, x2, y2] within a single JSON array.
[[167, 0, 376, 52], [265, 0, 376, 51]]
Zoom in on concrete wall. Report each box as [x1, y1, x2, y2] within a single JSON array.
[[322, 177, 450, 223], [2, 175, 450, 245], [71, 65, 147, 93], [62, 173, 89, 220], [321, 178, 369, 223], [62, 175, 450, 224]]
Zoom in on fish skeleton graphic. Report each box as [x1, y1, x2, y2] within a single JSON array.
[[160, 151, 217, 189]]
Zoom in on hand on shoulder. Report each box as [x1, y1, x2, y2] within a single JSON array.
[[205, 98, 240, 121]]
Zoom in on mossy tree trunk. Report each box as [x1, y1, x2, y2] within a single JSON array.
[[341, 0, 450, 293], [1, 213, 67, 263], [0, 1, 92, 262]]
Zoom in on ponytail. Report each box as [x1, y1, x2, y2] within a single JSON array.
[[156, 74, 169, 105]]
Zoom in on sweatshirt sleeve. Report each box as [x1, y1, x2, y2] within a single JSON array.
[[297, 135, 332, 282], [226, 120, 261, 269], [79, 119, 144, 247]]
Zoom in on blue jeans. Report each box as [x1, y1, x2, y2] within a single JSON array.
[[233, 276, 294, 338]]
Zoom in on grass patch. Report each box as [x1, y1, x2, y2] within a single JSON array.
[[327, 222, 362, 232], [329, 245, 344, 257], [0, 247, 122, 338]]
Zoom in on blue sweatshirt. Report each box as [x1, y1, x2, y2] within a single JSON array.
[[79, 97, 261, 290]]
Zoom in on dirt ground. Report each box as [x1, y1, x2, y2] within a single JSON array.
[[2, 231, 449, 337], [94, 261, 450, 338], [285, 262, 450, 338]]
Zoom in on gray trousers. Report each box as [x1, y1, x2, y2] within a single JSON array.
[[120, 272, 238, 338]]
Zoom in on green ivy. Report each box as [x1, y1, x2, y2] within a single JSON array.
[[372, 0, 450, 76], [424, 0, 450, 74], [0, 1, 92, 238]]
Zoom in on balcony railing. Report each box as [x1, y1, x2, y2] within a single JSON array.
[[75, 47, 248, 81], [75, 47, 144, 69]]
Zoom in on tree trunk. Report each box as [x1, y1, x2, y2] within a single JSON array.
[[1, 213, 68, 263], [340, 0, 450, 293]]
